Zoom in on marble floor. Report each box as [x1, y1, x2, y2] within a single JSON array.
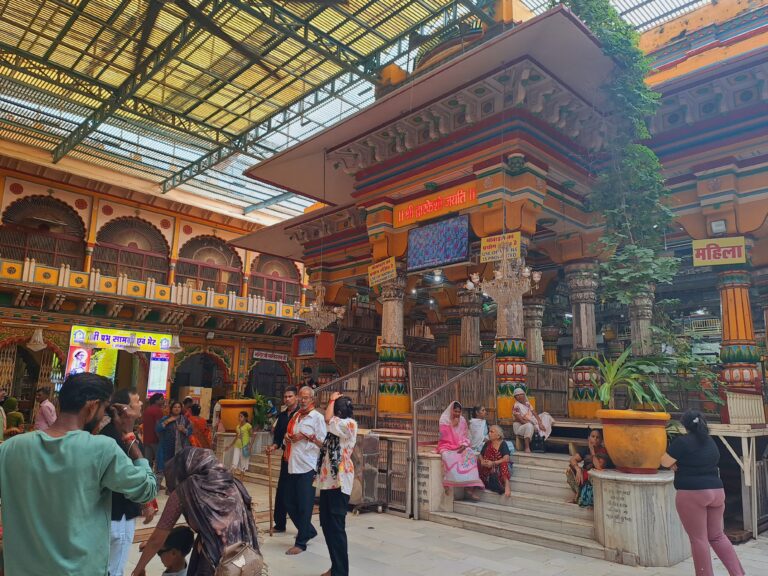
[[126, 480, 767, 576]]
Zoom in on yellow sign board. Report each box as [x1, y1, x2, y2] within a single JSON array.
[[70, 325, 173, 353], [480, 232, 522, 263], [394, 183, 478, 228], [692, 237, 746, 267], [376, 335, 383, 353], [368, 257, 397, 287]]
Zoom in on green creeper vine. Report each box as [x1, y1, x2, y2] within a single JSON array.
[[552, 0, 679, 303]]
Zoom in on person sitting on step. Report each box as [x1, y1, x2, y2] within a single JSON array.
[[511, 388, 554, 453], [478, 425, 512, 498], [566, 428, 609, 507]]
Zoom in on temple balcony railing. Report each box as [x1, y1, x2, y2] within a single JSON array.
[[0, 257, 302, 321]]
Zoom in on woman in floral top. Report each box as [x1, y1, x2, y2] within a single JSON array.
[[311, 391, 357, 576]]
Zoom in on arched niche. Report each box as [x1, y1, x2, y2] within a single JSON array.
[[93, 217, 170, 282], [0, 195, 86, 269], [176, 235, 243, 293], [249, 255, 301, 303]]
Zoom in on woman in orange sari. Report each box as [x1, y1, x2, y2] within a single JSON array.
[[188, 404, 212, 449]]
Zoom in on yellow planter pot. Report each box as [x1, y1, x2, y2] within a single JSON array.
[[219, 399, 258, 432], [596, 409, 671, 474]]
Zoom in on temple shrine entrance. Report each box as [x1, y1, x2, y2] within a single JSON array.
[[246, 359, 291, 401]]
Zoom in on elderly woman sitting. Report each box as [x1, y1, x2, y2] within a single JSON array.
[[512, 388, 555, 453], [478, 425, 512, 497]]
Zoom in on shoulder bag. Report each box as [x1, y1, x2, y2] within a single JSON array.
[[214, 542, 264, 576]]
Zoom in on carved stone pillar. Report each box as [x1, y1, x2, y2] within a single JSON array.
[[481, 330, 496, 361], [541, 325, 561, 365], [430, 323, 450, 366], [446, 312, 462, 366], [523, 296, 545, 363], [378, 271, 409, 414], [565, 261, 601, 418], [629, 285, 655, 357], [458, 288, 483, 367], [717, 270, 765, 424]]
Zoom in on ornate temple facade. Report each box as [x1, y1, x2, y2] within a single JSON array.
[[239, 1, 768, 426]]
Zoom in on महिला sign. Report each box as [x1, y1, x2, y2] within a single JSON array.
[[480, 232, 522, 263], [692, 237, 747, 267], [394, 183, 477, 228], [368, 257, 397, 287]]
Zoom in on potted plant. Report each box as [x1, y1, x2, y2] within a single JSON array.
[[219, 392, 258, 432], [576, 347, 675, 473]]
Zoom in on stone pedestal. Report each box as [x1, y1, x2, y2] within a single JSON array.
[[591, 470, 690, 567], [415, 450, 455, 520]]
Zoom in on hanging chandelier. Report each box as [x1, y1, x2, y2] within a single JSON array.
[[300, 283, 345, 333], [27, 328, 47, 352], [167, 334, 183, 354]]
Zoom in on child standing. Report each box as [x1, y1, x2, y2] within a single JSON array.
[[157, 526, 194, 576]]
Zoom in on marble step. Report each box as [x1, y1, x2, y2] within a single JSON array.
[[475, 489, 593, 520], [429, 511, 605, 559], [510, 463, 566, 483], [453, 500, 594, 539], [511, 452, 573, 470], [505, 476, 574, 500]]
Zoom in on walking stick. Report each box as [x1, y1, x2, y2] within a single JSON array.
[[267, 450, 274, 537]]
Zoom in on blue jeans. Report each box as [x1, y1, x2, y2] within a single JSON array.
[[109, 515, 136, 576]]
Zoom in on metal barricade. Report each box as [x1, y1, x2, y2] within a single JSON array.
[[376, 432, 412, 516], [315, 362, 380, 429], [409, 363, 465, 403]]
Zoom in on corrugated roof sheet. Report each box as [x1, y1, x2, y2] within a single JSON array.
[[0, 1, 715, 224]]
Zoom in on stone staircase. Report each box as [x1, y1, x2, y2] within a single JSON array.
[[244, 450, 283, 486], [429, 452, 605, 559]]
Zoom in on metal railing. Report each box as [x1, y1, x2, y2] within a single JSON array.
[[409, 363, 466, 404], [314, 362, 380, 429], [411, 356, 496, 520], [526, 362, 569, 417]]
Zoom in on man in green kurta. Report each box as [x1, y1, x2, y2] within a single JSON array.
[[0, 373, 157, 576]]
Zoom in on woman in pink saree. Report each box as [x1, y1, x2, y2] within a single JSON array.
[[437, 401, 483, 500]]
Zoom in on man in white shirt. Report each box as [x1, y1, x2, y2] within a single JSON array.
[[284, 386, 326, 556]]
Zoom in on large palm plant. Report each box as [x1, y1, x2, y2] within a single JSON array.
[[575, 347, 676, 411]]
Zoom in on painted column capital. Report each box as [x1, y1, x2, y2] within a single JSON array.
[[379, 272, 406, 302], [523, 296, 545, 329], [457, 288, 483, 317], [565, 261, 599, 304]]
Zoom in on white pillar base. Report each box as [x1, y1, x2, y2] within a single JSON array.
[[591, 469, 691, 567]]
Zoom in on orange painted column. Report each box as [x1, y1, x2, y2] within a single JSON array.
[[447, 316, 461, 366], [84, 243, 95, 272], [168, 260, 176, 285], [717, 270, 764, 424]]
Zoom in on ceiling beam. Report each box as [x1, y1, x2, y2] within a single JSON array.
[[459, 0, 497, 27], [162, 3, 481, 192], [50, 0, 228, 162], [240, 0, 379, 83], [243, 192, 297, 215], [0, 44, 249, 148]]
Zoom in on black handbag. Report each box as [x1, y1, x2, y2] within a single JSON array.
[[531, 430, 546, 453]]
